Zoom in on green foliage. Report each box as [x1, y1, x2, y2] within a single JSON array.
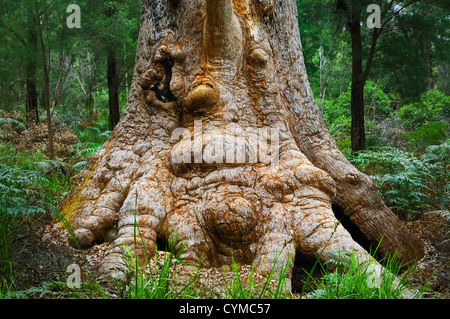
[[0, 120, 111, 297], [74, 123, 111, 144], [321, 98, 351, 140], [72, 123, 111, 158], [398, 89, 450, 130], [0, 164, 50, 216], [421, 141, 450, 210], [404, 123, 448, 152], [304, 250, 421, 299], [221, 249, 292, 299], [321, 80, 390, 140], [119, 233, 200, 299], [380, 3, 450, 101], [0, 141, 75, 294], [0, 117, 26, 132], [0, 146, 61, 217], [351, 147, 429, 218], [0, 0, 139, 132], [297, 0, 352, 99], [364, 80, 392, 119], [351, 141, 449, 219]]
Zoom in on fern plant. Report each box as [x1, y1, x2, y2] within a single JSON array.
[[0, 142, 77, 296], [0, 142, 77, 216], [351, 142, 448, 219], [71, 123, 111, 160], [73, 123, 111, 145], [0, 117, 26, 131], [0, 163, 50, 216], [71, 142, 103, 158]]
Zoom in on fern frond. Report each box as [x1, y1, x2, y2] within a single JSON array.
[[0, 117, 26, 131]]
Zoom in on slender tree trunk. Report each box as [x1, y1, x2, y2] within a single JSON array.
[[371, 75, 380, 123], [52, 53, 65, 110], [89, 52, 96, 120], [318, 47, 326, 111], [60, 0, 423, 283], [107, 49, 120, 130], [79, 50, 96, 122], [348, 4, 366, 153], [85, 91, 95, 122], [25, 25, 39, 126], [35, 10, 54, 160]]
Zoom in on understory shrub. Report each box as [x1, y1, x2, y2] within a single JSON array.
[[71, 123, 111, 158], [398, 89, 449, 130], [350, 140, 449, 219], [0, 142, 75, 295], [403, 123, 448, 153]]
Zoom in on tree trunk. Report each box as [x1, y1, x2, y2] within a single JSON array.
[[107, 50, 120, 130], [78, 50, 96, 122], [35, 10, 54, 160], [348, 3, 366, 153], [60, 0, 423, 283], [84, 92, 95, 122], [25, 25, 39, 126], [52, 52, 70, 111]]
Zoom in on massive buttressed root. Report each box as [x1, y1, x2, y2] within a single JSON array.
[[59, 0, 423, 283]]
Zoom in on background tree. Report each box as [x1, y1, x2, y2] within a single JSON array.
[[81, 0, 140, 130], [298, 0, 449, 153], [0, 0, 139, 137], [0, 0, 40, 126], [380, 1, 450, 101], [24, 12, 40, 126]]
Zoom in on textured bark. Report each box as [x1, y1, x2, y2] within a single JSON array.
[[107, 50, 121, 130], [60, 0, 423, 283]]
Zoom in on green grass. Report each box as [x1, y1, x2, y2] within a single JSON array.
[[302, 249, 424, 299], [118, 233, 201, 299], [220, 248, 293, 299]]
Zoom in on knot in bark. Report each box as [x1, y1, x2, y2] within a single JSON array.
[[204, 195, 258, 243]]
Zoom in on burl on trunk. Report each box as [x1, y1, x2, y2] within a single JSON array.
[[59, 0, 423, 283]]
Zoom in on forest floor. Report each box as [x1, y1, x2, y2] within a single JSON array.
[[7, 210, 449, 299], [406, 214, 450, 297]]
